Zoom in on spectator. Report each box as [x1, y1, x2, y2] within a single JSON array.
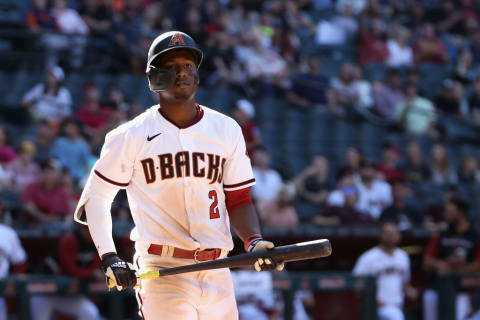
[[21, 159, 70, 226], [285, 55, 329, 110], [436, 0, 478, 37], [336, 0, 366, 16], [27, 0, 58, 31], [78, 0, 112, 36], [358, 19, 389, 64], [0, 126, 16, 165], [52, 0, 89, 35], [430, 144, 458, 186], [34, 120, 56, 164], [458, 155, 480, 184], [52, 0, 89, 68], [401, 141, 431, 184], [353, 222, 417, 320], [352, 65, 374, 109], [343, 146, 363, 175], [315, 4, 357, 46], [454, 48, 480, 84], [380, 179, 420, 230], [236, 34, 288, 86], [376, 142, 405, 183], [232, 99, 261, 153], [257, 184, 299, 229], [434, 79, 464, 116], [203, 32, 245, 88], [355, 161, 393, 219], [112, 4, 143, 73], [413, 23, 449, 64], [293, 156, 332, 206], [140, 3, 172, 39], [75, 84, 115, 130], [251, 146, 283, 204], [328, 63, 371, 111], [423, 186, 458, 233], [386, 25, 413, 68], [50, 119, 91, 182], [0, 220, 27, 320], [423, 197, 480, 320], [395, 83, 436, 136], [6, 141, 41, 192], [372, 68, 405, 121], [30, 225, 102, 320], [316, 169, 371, 226], [21, 66, 72, 124]]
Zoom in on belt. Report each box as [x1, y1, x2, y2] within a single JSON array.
[[147, 244, 222, 262]]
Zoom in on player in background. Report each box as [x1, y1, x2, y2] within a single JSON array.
[[73, 31, 284, 319], [0, 212, 27, 319], [423, 197, 480, 320], [353, 222, 418, 320], [30, 225, 102, 320]]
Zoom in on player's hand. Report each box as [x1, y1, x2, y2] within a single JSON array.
[[101, 253, 137, 290], [249, 238, 285, 272]]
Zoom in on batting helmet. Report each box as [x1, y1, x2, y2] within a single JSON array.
[[146, 31, 203, 92]]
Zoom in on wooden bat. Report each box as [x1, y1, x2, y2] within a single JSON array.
[[108, 239, 331, 289]]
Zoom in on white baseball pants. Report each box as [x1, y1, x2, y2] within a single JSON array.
[[135, 253, 238, 320]]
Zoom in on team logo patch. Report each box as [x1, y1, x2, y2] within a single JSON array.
[[169, 33, 185, 47]]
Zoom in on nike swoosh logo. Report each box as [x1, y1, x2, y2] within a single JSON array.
[[147, 133, 161, 141]]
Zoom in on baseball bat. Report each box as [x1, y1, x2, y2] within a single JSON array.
[[108, 239, 331, 289]]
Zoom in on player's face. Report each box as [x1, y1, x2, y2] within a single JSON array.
[[380, 223, 401, 248], [157, 49, 199, 101]]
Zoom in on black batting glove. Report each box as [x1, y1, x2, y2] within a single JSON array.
[[101, 253, 137, 290]]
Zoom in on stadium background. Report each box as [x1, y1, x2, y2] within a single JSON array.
[[2, 0, 480, 319]]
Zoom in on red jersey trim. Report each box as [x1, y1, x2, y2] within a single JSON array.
[[158, 104, 204, 129], [224, 178, 256, 189], [94, 170, 129, 187]]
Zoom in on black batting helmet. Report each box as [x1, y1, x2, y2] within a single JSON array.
[[146, 31, 203, 92]]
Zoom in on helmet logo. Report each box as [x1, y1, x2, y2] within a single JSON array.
[[169, 33, 185, 47]]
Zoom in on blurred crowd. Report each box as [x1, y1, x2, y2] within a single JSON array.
[[1, 0, 480, 230]]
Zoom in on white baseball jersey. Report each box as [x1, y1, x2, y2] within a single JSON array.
[[0, 224, 26, 278], [353, 246, 410, 306], [74, 104, 255, 253]]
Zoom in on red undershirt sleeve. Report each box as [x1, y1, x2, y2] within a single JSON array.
[[425, 233, 440, 258], [225, 187, 253, 214]]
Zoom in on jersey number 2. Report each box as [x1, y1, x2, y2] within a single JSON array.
[[209, 190, 220, 219]]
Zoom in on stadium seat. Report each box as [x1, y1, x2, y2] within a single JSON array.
[[118, 74, 143, 101], [363, 63, 387, 82], [64, 73, 88, 108], [418, 64, 453, 99]]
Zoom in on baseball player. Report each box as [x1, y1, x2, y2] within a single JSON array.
[[74, 31, 284, 320], [353, 222, 417, 320]]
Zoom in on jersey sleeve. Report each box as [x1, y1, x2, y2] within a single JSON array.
[[74, 124, 138, 224], [223, 123, 256, 192], [93, 126, 136, 187], [9, 229, 27, 265], [404, 252, 411, 283], [353, 252, 372, 276]]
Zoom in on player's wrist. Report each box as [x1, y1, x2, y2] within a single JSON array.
[[101, 252, 118, 261], [244, 234, 263, 252]]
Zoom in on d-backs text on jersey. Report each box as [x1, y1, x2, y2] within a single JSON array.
[[140, 151, 226, 185]]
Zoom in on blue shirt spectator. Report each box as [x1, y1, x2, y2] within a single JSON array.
[[50, 119, 91, 181]]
